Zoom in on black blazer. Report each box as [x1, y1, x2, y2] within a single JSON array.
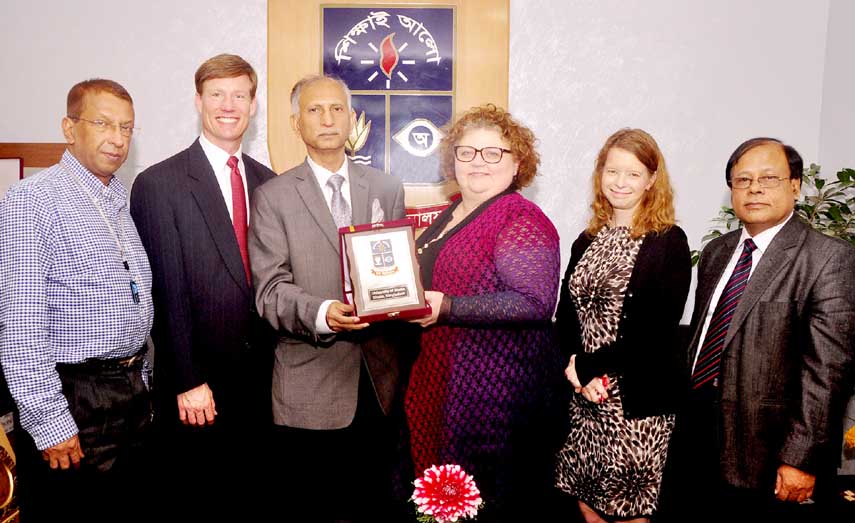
[[555, 225, 691, 418], [130, 139, 276, 425]]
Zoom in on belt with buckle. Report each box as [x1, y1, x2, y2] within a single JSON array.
[[58, 347, 147, 372]]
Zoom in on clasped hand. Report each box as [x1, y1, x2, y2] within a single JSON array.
[[564, 354, 610, 403]]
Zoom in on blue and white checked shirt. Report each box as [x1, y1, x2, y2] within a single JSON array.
[[0, 151, 154, 450]]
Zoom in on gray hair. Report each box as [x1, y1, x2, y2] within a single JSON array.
[[290, 74, 352, 115]]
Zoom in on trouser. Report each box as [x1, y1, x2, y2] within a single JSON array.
[[149, 358, 275, 523], [271, 363, 404, 523], [14, 352, 152, 523], [657, 387, 836, 523]]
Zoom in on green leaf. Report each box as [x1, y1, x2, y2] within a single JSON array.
[[829, 206, 844, 222], [838, 168, 855, 183], [815, 178, 825, 190], [806, 164, 821, 177]]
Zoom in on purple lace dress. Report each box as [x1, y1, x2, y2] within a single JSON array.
[[405, 192, 566, 519]]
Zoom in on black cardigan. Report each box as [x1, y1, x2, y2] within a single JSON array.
[[555, 225, 691, 419]]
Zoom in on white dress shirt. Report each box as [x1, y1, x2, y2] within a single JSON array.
[[198, 133, 250, 226], [691, 213, 793, 372], [306, 156, 351, 335]]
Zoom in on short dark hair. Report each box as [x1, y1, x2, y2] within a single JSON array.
[[66, 79, 133, 117], [195, 54, 258, 99], [725, 137, 803, 188]]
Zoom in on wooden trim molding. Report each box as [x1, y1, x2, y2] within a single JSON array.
[[0, 143, 66, 168]]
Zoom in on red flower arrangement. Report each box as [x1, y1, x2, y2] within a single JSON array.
[[412, 464, 483, 523]]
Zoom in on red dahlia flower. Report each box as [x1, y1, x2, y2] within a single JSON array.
[[412, 464, 483, 523]]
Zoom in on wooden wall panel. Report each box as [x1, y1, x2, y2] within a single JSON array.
[[0, 143, 65, 168], [268, 0, 508, 174]]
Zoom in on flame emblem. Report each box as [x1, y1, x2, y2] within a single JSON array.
[[379, 33, 399, 79]]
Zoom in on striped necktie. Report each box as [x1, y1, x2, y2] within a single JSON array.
[[692, 238, 757, 389]]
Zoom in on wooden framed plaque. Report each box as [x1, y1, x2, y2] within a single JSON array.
[[339, 218, 430, 322]]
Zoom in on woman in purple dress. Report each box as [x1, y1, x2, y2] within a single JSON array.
[[406, 104, 566, 521], [554, 129, 691, 523]]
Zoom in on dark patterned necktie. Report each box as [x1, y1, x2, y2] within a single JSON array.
[[227, 156, 250, 284], [327, 174, 351, 228], [692, 238, 757, 389]]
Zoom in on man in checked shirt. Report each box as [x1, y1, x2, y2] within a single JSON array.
[[0, 79, 153, 523]]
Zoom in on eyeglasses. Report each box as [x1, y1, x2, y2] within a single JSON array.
[[454, 146, 512, 164], [68, 116, 137, 137], [730, 175, 789, 189]]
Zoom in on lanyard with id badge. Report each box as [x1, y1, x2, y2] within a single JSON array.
[[64, 164, 140, 304]]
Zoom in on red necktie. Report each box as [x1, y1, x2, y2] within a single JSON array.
[[227, 156, 251, 284]]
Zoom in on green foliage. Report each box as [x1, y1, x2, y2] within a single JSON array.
[[691, 164, 855, 265]]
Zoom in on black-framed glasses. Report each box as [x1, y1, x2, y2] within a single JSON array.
[[454, 146, 512, 164], [68, 116, 137, 137], [730, 175, 789, 189]]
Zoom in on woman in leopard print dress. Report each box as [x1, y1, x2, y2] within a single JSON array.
[[554, 129, 691, 522]]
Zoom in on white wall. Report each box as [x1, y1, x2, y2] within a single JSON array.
[[0, 0, 270, 187], [511, 0, 828, 257], [819, 0, 855, 177]]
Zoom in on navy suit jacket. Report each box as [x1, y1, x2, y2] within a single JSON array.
[[130, 139, 276, 426]]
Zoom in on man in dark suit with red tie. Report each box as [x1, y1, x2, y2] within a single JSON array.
[[130, 54, 275, 519], [661, 138, 855, 522]]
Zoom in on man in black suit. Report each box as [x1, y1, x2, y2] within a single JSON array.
[[662, 138, 855, 522], [130, 54, 275, 519]]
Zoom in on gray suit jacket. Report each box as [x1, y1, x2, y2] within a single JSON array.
[[688, 215, 855, 489], [248, 159, 406, 429]]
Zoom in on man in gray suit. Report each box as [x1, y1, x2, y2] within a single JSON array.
[[663, 137, 855, 522], [248, 74, 406, 521]]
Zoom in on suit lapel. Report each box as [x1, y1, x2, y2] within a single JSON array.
[[242, 154, 263, 195], [186, 140, 250, 296], [294, 160, 341, 252], [723, 217, 805, 347], [349, 161, 370, 226]]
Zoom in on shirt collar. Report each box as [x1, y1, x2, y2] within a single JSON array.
[[60, 149, 127, 200], [306, 155, 349, 188], [738, 211, 794, 254], [199, 133, 243, 172]]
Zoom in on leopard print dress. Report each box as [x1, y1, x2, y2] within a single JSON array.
[[555, 226, 675, 518]]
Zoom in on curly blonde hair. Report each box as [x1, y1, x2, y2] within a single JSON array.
[[587, 128, 676, 238], [439, 104, 540, 190]]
